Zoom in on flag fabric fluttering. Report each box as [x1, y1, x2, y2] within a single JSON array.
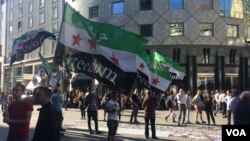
[[10, 29, 56, 66], [38, 52, 53, 77], [53, 3, 147, 91], [153, 51, 186, 80], [136, 50, 172, 92]]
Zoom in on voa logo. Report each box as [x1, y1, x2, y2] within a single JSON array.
[[226, 129, 246, 136]]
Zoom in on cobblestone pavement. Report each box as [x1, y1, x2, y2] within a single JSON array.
[[0, 106, 226, 141]]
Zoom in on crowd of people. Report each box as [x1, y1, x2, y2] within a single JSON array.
[[1, 84, 250, 141]]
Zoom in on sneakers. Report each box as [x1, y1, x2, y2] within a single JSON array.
[[202, 121, 206, 124], [196, 121, 200, 124], [178, 122, 181, 126], [134, 121, 140, 124], [152, 136, 159, 139]]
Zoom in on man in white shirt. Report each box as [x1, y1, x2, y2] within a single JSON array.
[[105, 92, 120, 141], [176, 89, 187, 126]]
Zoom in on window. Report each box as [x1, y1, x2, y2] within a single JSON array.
[[229, 49, 236, 65], [173, 48, 180, 63], [112, 1, 124, 14], [140, 0, 152, 10], [23, 66, 33, 74], [40, 0, 45, 8], [39, 11, 45, 24], [18, 0, 22, 4], [200, 23, 213, 36], [220, 0, 243, 18], [89, 6, 99, 19], [202, 48, 210, 64], [18, 7, 23, 18], [200, 0, 212, 9], [52, 22, 58, 33], [28, 1, 33, 13], [28, 16, 33, 28], [10, 0, 13, 9], [227, 25, 238, 37], [170, 0, 183, 9], [52, 0, 58, 2], [9, 25, 13, 34], [52, 5, 58, 19], [170, 23, 184, 36], [18, 21, 22, 31], [9, 11, 12, 21], [140, 24, 153, 37]]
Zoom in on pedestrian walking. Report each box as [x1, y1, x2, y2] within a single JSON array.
[[224, 90, 233, 125], [186, 90, 192, 124], [3, 84, 33, 141], [176, 89, 187, 126], [79, 90, 86, 119], [165, 90, 176, 122], [32, 86, 60, 141], [204, 90, 215, 125], [142, 89, 158, 139], [193, 89, 206, 124], [130, 88, 140, 124]]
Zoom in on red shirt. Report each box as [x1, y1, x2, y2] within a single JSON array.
[[7, 100, 33, 140]]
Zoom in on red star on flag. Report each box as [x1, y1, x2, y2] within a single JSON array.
[[139, 63, 145, 70], [152, 77, 160, 86], [110, 54, 119, 65], [88, 39, 97, 50], [72, 33, 82, 46]]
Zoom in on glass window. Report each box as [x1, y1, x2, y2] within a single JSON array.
[[23, 66, 33, 74], [202, 48, 210, 64], [229, 49, 236, 64], [227, 25, 238, 37], [140, 0, 152, 10], [9, 11, 12, 21], [28, 16, 33, 28], [18, 7, 23, 18], [170, 23, 184, 36], [200, 0, 213, 9], [112, 1, 124, 14], [173, 48, 181, 63], [18, 0, 23, 4], [9, 25, 13, 34], [39, 11, 45, 24], [52, 22, 58, 33], [52, 5, 58, 19], [200, 23, 213, 36], [89, 6, 99, 19], [18, 21, 22, 31], [10, 0, 13, 9], [220, 0, 243, 18], [140, 24, 152, 37], [169, 0, 183, 9], [40, 0, 45, 8], [28, 1, 33, 13], [52, 0, 58, 2]]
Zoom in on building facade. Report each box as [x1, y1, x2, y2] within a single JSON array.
[[1, 0, 65, 91], [68, 0, 250, 93]]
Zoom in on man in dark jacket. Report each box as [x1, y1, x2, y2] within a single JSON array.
[[32, 87, 60, 141]]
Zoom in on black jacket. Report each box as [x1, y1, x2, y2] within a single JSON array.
[[32, 103, 60, 141]]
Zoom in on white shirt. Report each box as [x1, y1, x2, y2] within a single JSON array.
[[214, 93, 220, 103], [219, 93, 226, 102], [106, 100, 120, 121], [176, 93, 187, 105]]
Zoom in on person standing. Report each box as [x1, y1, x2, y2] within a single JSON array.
[[130, 88, 140, 124], [193, 89, 206, 124], [79, 90, 86, 120], [50, 88, 65, 133], [85, 90, 100, 134], [165, 90, 176, 122], [105, 92, 120, 141], [224, 90, 233, 125], [176, 89, 187, 126], [142, 89, 158, 139], [204, 90, 215, 125], [3, 84, 33, 141], [32, 86, 60, 141], [186, 90, 192, 124], [234, 91, 250, 125]]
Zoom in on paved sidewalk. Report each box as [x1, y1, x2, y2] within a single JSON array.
[[0, 106, 225, 141]]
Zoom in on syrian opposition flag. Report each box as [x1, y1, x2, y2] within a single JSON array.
[[38, 52, 53, 78], [136, 50, 171, 92], [10, 29, 56, 65], [54, 4, 147, 91], [153, 51, 186, 80]]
